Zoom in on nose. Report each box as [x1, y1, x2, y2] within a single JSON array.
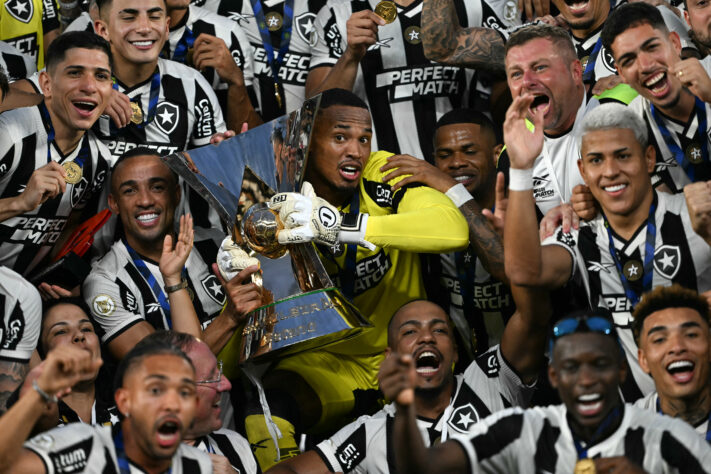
[[666, 332, 686, 355], [78, 73, 98, 94], [601, 157, 620, 179], [416, 328, 435, 345], [218, 377, 232, 393], [637, 51, 655, 73], [345, 138, 361, 158], [72, 330, 86, 345], [135, 13, 153, 33], [161, 389, 181, 411], [522, 69, 537, 90], [136, 186, 154, 207], [576, 364, 600, 389], [449, 152, 467, 170]]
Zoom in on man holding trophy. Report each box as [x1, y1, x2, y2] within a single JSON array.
[[210, 88, 469, 469]]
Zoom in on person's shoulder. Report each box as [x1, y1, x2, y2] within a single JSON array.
[[0, 104, 41, 132], [363, 150, 394, 175], [0, 266, 39, 300], [25, 422, 101, 450], [158, 57, 208, 81], [175, 442, 213, 470], [88, 241, 127, 275], [632, 392, 658, 412], [189, 4, 241, 30]]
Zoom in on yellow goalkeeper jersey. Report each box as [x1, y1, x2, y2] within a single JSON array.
[[1, 0, 59, 69]]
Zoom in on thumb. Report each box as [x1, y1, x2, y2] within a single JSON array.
[[163, 234, 173, 254], [301, 181, 316, 199], [495, 172, 506, 207]]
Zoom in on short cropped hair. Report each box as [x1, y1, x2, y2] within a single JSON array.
[[435, 108, 501, 144], [632, 285, 711, 344], [506, 23, 577, 63], [318, 88, 369, 112], [579, 103, 648, 148], [111, 147, 178, 193], [114, 336, 193, 392], [45, 31, 113, 74], [139, 330, 200, 354], [97, 0, 166, 17], [601, 3, 667, 55]]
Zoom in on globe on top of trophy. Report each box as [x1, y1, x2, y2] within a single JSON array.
[[241, 203, 287, 259]]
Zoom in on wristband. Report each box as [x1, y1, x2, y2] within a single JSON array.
[[508, 168, 534, 191], [339, 213, 376, 251], [33, 380, 58, 404], [165, 279, 188, 294], [445, 183, 474, 208]]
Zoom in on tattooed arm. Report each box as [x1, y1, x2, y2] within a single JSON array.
[[0, 360, 28, 414], [422, 0, 506, 73]]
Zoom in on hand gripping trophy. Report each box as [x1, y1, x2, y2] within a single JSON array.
[[162, 96, 370, 376]]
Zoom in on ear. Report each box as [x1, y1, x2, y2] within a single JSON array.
[[638, 346, 651, 374], [644, 144, 656, 174], [570, 58, 583, 84], [38, 71, 51, 98], [114, 387, 130, 416], [548, 363, 559, 389], [493, 144, 503, 162], [684, 9, 691, 28], [577, 156, 585, 180], [108, 192, 119, 215], [670, 31, 682, 56], [384, 347, 392, 357], [95, 19, 110, 41]]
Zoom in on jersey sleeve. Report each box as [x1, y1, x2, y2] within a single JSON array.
[[229, 22, 255, 88], [190, 73, 227, 146], [0, 267, 41, 362], [541, 225, 583, 284], [315, 414, 377, 473], [310, 4, 343, 69], [41, 0, 61, 35], [464, 345, 535, 410], [24, 423, 102, 474], [362, 151, 469, 253], [82, 269, 145, 344]]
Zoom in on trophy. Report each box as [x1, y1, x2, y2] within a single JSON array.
[[162, 96, 371, 376]]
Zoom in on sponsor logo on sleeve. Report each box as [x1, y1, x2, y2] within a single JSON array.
[[476, 349, 500, 378], [92, 294, 116, 317], [119, 282, 140, 315], [334, 424, 366, 471], [49, 437, 93, 473]]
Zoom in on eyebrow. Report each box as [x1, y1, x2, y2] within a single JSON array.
[[585, 146, 629, 157], [47, 319, 93, 331], [334, 124, 373, 133], [145, 374, 197, 386], [647, 321, 702, 336], [65, 65, 111, 75], [399, 318, 448, 329], [617, 37, 659, 63], [119, 176, 169, 189]]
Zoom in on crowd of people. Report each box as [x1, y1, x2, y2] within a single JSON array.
[[0, 0, 711, 471]]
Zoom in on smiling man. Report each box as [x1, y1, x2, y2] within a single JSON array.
[[504, 100, 711, 402], [0, 337, 212, 473], [0, 31, 113, 278], [266, 294, 550, 474], [603, 2, 711, 194], [387, 309, 711, 473], [632, 285, 711, 439], [83, 148, 263, 360], [239, 88, 468, 469]]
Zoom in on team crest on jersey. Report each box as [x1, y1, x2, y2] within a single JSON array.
[[70, 177, 89, 208], [154, 102, 179, 135], [447, 403, 480, 433], [30, 433, 54, 449], [404, 26, 421, 45], [92, 294, 115, 316], [48, 437, 92, 473], [4, 0, 33, 23], [601, 46, 616, 73], [201, 274, 226, 305], [556, 229, 576, 248], [653, 244, 681, 280], [295, 13, 318, 47]]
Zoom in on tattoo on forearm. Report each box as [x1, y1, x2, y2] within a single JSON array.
[[0, 361, 28, 414], [459, 201, 506, 281], [422, 0, 505, 72]]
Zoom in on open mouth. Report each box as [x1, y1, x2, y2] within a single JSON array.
[[644, 71, 671, 98], [338, 163, 362, 181], [530, 94, 550, 116], [415, 350, 441, 377], [564, 0, 589, 15], [452, 174, 474, 185], [72, 100, 98, 117], [156, 418, 182, 448], [666, 359, 695, 383], [576, 393, 603, 416], [602, 183, 627, 196], [136, 211, 160, 227], [130, 40, 157, 50]]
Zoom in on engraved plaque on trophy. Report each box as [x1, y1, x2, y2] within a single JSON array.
[[162, 96, 371, 372]]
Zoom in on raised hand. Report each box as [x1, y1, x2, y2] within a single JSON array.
[[685, 180, 711, 244], [106, 88, 132, 129], [345, 10, 385, 61], [503, 93, 544, 171], [379, 154, 457, 192], [482, 172, 507, 236], [378, 352, 416, 406], [17, 161, 67, 213], [159, 214, 194, 286]]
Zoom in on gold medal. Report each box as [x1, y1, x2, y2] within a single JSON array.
[[62, 161, 82, 185], [686, 143, 704, 164], [580, 55, 590, 73], [374, 0, 397, 23], [130, 101, 143, 125], [574, 458, 596, 474], [622, 259, 643, 282]]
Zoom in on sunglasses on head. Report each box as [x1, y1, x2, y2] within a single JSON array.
[[549, 315, 615, 353]]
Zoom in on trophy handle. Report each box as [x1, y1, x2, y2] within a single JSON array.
[[288, 244, 334, 292]]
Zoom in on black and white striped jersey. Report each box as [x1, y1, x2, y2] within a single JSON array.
[[165, 5, 256, 112], [627, 94, 711, 194], [543, 191, 711, 400], [0, 105, 111, 276], [0, 266, 40, 363], [189, 0, 327, 120], [424, 251, 514, 360], [64, 12, 93, 33], [451, 404, 711, 473], [57, 398, 121, 427], [193, 429, 260, 474], [315, 345, 534, 473], [310, 0, 518, 162], [82, 228, 227, 344], [25, 424, 213, 474], [634, 392, 710, 440], [0, 40, 35, 81], [94, 58, 226, 161]]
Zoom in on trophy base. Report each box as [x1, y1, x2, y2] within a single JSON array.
[[225, 287, 370, 369]]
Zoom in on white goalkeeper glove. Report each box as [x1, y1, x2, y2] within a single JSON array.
[[217, 236, 261, 282], [269, 181, 375, 250]]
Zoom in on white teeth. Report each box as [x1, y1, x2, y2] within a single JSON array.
[[418, 351, 436, 360], [667, 360, 694, 371], [454, 176, 472, 182], [132, 40, 154, 47], [137, 213, 158, 222], [342, 166, 357, 172], [75, 101, 95, 106], [604, 184, 626, 192], [577, 393, 601, 402], [645, 72, 665, 88]]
